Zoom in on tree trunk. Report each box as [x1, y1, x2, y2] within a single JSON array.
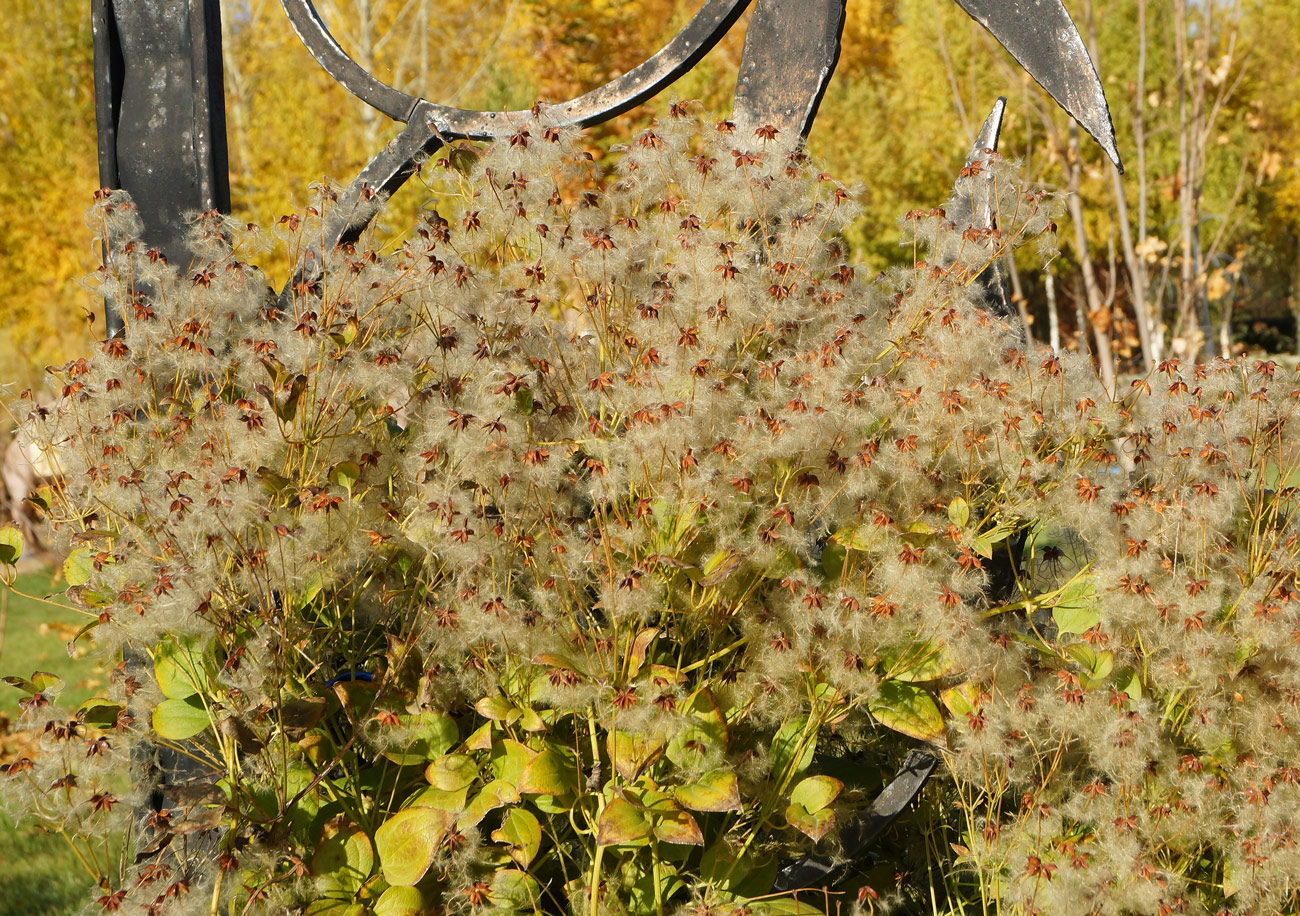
[[1067, 124, 1117, 395]]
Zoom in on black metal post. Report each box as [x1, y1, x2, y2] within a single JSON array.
[[92, 0, 231, 336]]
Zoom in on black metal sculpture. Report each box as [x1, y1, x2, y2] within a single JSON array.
[[280, 0, 1121, 263], [90, 0, 1120, 891], [91, 0, 230, 336]]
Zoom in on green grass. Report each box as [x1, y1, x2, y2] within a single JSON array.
[[0, 562, 111, 916], [0, 824, 104, 916], [0, 564, 106, 719]]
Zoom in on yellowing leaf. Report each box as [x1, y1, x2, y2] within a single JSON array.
[[491, 808, 542, 867], [372, 886, 428, 916], [0, 524, 23, 565], [675, 768, 742, 813], [596, 795, 652, 846], [790, 775, 842, 813], [607, 729, 664, 780], [786, 802, 836, 841], [425, 754, 478, 791], [375, 807, 453, 886], [940, 682, 980, 716], [62, 548, 95, 587], [458, 779, 520, 828], [947, 497, 970, 529], [881, 639, 953, 682], [311, 828, 374, 897], [868, 681, 945, 744], [517, 747, 579, 796]]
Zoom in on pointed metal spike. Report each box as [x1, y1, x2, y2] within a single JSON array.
[[951, 97, 1018, 325], [967, 95, 1006, 167], [953, 0, 1122, 172], [963, 96, 1006, 233]]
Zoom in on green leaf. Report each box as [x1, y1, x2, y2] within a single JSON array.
[[665, 721, 724, 768], [381, 711, 459, 766], [374, 807, 454, 886], [152, 696, 211, 740], [458, 779, 520, 828], [819, 541, 846, 579], [596, 795, 652, 846], [277, 374, 308, 422], [491, 808, 542, 867], [830, 525, 876, 552], [297, 569, 327, 608], [311, 828, 374, 897], [1066, 645, 1115, 689], [62, 548, 95, 587], [0, 525, 23, 565], [770, 716, 815, 779], [489, 739, 537, 787], [940, 682, 979, 716], [31, 671, 63, 693], [674, 768, 742, 813], [514, 388, 534, 415], [1052, 571, 1101, 635], [329, 461, 362, 494], [947, 497, 970, 529], [868, 681, 945, 744], [372, 886, 429, 916], [491, 869, 543, 910], [475, 694, 515, 721], [77, 697, 123, 728], [26, 486, 52, 514], [517, 747, 579, 796], [790, 775, 842, 813], [699, 844, 778, 897], [403, 784, 468, 814], [305, 901, 366, 916], [425, 754, 479, 791], [153, 635, 211, 700]]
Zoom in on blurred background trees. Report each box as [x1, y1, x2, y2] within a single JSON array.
[[1, 0, 1296, 394]]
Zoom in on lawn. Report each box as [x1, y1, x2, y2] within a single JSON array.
[[0, 561, 113, 916]]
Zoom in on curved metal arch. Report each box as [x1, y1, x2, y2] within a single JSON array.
[[281, 0, 752, 139]]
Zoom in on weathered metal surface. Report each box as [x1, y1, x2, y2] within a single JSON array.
[[732, 0, 848, 142], [92, 0, 230, 335], [771, 750, 940, 892], [956, 97, 1018, 320], [954, 0, 1121, 170]]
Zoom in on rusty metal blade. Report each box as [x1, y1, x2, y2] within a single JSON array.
[[731, 0, 847, 143], [954, 0, 1121, 171]]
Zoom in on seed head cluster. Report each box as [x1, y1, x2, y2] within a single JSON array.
[[4, 108, 1298, 915]]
